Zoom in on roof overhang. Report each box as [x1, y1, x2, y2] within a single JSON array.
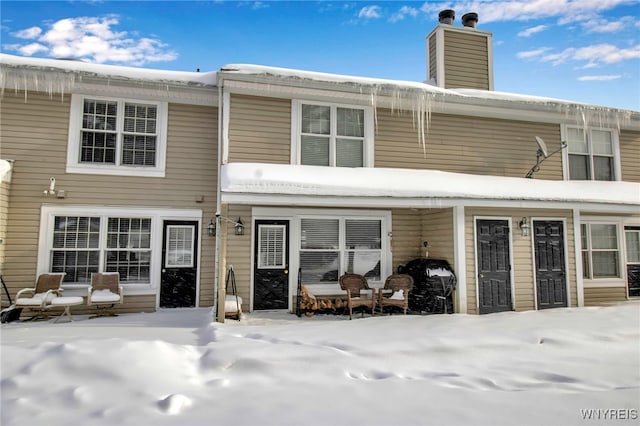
[[0, 53, 218, 106], [221, 163, 640, 213], [218, 65, 640, 131]]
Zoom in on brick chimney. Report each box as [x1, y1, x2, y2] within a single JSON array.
[[426, 10, 493, 90]]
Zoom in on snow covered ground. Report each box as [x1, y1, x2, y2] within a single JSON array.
[[2, 303, 639, 426]]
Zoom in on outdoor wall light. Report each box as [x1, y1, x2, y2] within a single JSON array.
[[518, 217, 530, 237], [42, 177, 65, 198], [213, 216, 245, 236], [234, 218, 245, 236]]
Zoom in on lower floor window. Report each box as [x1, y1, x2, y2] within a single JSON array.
[[581, 223, 620, 279], [51, 215, 152, 284], [299, 217, 382, 285]]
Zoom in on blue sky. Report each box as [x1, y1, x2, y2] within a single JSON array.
[[1, 1, 639, 110]]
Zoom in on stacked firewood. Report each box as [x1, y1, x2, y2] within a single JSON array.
[[299, 285, 318, 316], [299, 286, 346, 316]]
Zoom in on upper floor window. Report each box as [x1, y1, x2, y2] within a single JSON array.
[[67, 95, 167, 177], [564, 126, 618, 181], [292, 100, 373, 167]]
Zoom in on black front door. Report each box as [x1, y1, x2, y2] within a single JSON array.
[[253, 220, 289, 310], [534, 220, 568, 309], [160, 220, 198, 308], [476, 219, 512, 314]]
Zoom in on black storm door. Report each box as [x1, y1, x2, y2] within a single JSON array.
[[534, 220, 568, 309], [253, 220, 290, 310], [476, 219, 512, 314], [160, 220, 198, 308]]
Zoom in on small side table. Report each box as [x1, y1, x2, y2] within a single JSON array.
[[50, 296, 84, 323]]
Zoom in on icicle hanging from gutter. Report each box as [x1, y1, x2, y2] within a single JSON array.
[[0, 66, 77, 102], [359, 83, 441, 156]]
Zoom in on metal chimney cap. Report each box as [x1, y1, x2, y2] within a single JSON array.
[[462, 12, 479, 28], [438, 9, 455, 25]]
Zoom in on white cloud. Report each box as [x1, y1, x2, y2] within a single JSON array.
[[389, 6, 419, 23], [4, 16, 177, 66], [581, 16, 635, 33], [539, 43, 640, 67], [17, 42, 49, 56], [517, 47, 551, 59], [12, 26, 42, 39], [518, 25, 547, 37], [578, 74, 622, 81], [251, 2, 269, 10], [358, 5, 382, 19], [419, 0, 636, 23]]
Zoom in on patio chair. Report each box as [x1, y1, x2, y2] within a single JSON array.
[[15, 272, 66, 320], [339, 273, 375, 320], [378, 274, 414, 315], [88, 272, 123, 317]]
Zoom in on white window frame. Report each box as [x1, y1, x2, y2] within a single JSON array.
[[47, 214, 154, 285], [625, 225, 640, 298], [38, 206, 202, 296], [67, 94, 168, 177], [257, 224, 287, 269], [561, 125, 620, 181], [250, 208, 391, 302], [164, 224, 195, 268], [626, 227, 640, 264], [296, 212, 389, 294], [580, 217, 626, 288], [291, 100, 374, 167]]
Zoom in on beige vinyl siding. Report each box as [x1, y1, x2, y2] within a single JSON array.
[[221, 204, 253, 313], [228, 94, 291, 164], [465, 208, 577, 314], [422, 208, 455, 265], [167, 103, 218, 307], [584, 287, 627, 306], [0, 91, 218, 309], [391, 209, 423, 272], [443, 30, 489, 90], [619, 129, 640, 182], [375, 110, 562, 179]]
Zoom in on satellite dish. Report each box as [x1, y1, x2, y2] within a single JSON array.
[[535, 136, 549, 158], [525, 136, 568, 178]]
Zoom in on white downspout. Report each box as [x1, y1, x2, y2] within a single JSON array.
[[213, 77, 224, 322]]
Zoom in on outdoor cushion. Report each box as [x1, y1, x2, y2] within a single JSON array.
[[224, 295, 243, 313], [90, 289, 121, 303], [390, 289, 404, 300], [16, 292, 57, 306]]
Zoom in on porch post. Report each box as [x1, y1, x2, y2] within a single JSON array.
[[453, 206, 467, 313], [573, 208, 585, 307]]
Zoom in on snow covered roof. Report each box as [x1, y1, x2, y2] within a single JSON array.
[[0, 159, 14, 183], [221, 163, 640, 207], [0, 53, 217, 88], [221, 63, 451, 94], [220, 64, 639, 131], [220, 64, 640, 115]]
